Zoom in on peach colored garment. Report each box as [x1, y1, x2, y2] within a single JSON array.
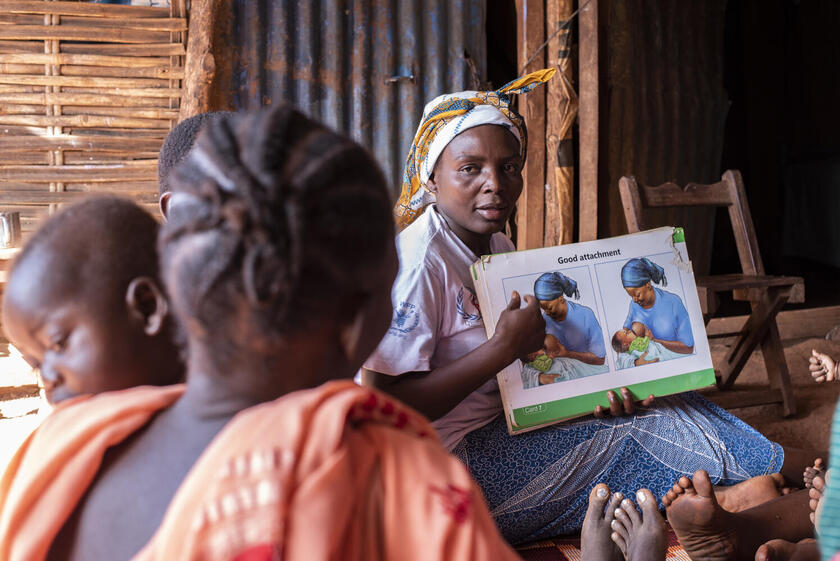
[[136, 380, 520, 561], [0, 384, 185, 561]]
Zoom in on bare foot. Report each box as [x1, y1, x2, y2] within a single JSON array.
[[664, 470, 739, 561], [609, 488, 667, 561], [808, 470, 829, 527], [663, 473, 786, 513], [803, 459, 825, 489], [754, 538, 818, 561], [581, 483, 624, 561], [713, 474, 786, 512]]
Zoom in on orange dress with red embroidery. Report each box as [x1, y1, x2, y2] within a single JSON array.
[[0, 381, 519, 561]]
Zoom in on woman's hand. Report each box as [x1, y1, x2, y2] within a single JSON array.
[[593, 387, 654, 417], [633, 351, 659, 366], [809, 349, 837, 383], [492, 291, 546, 363]]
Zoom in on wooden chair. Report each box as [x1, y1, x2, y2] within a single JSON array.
[[618, 170, 804, 416]]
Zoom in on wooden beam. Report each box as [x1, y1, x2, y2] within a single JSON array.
[[706, 305, 840, 342], [544, 0, 577, 246], [180, 0, 219, 120], [578, 0, 598, 241], [515, 0, 546, 250]]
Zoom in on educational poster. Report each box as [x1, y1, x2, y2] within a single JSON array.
[[500, 266, 609, 389], [471, 227, 715, 435], [594, 254, 696, 371]]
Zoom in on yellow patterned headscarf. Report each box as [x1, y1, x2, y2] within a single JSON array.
[[394, 68, 556, 231]]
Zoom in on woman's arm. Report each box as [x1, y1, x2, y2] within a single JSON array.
[[551, 348, 605, 365], [363, 292, 545, 420]]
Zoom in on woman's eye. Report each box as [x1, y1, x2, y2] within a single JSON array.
[[459, 165, 478, 174], [48, 336, 67, 353], [503, 163, 520, 173]]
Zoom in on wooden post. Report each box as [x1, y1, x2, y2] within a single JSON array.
[[179, 0, 218, 120], [169, 0, 186, 126], [578, 0, 598, 241], [544, 0, 577, 246], [515, 0, 547, 250]]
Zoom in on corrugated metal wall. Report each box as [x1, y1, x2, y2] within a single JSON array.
[[599, 0, 729, 274], [208, 0, 486, 192]]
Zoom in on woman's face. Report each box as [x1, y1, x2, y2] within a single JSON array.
[[539, 296, 567, 321], [427, 124, 523, 241], [624, 282, 655, 308]]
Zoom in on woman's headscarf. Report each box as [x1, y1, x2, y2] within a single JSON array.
[[534, 271, 579, 301], [621, 258, 667, 288], [394, 68, 556, 231]]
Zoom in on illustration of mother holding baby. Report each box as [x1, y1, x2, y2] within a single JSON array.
[[621, 257, 694, 355]]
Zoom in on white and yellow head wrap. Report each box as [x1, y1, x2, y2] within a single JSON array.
[[395, 68, 556, 230]]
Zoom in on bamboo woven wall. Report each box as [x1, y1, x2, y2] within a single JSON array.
[[0, 0, 187, 237]]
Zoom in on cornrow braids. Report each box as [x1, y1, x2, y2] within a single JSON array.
[[159, 106, 393, 340]]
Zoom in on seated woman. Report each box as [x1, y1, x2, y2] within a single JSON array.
[[0, 107, 521, 561], [620, 257, 694, 355], [362, 69, 823, 545]]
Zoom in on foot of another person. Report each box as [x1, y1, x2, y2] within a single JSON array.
[[712, 474, 788, 512], [663, 473, 787, 513], [581, 484, 624, 561], [610, 488, 668, 561], [754, 539, 818, 561], [803, 459, 825, 489], [664, 470, 740, 561], [808, 470, 829, 526]]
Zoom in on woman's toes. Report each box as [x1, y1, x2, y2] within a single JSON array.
[[611, 517, 630, 541], [585, 483, 611, 520], [636, 488, 662, 518], [610, 531, 627, 556], [604, 492, 623, 523], [620, 498, 642, 525]]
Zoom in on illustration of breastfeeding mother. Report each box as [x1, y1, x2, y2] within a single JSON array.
[[524, 271, 608, 387], [620, 257, 694, 356]]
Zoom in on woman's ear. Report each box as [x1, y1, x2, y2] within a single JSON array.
[[426, 173, 438, 194], [126, 277, 169, 336]]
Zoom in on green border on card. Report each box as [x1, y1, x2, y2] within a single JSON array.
[[672, 227, 685, 243], [509, 368, 716, 431]]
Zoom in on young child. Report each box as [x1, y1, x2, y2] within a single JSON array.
[[1, 196, 183, 404], [157, 111, 232, 218], [610, 321, 686, 368]]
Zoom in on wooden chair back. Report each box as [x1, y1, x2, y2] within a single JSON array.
[[619, 170, 764, 276]]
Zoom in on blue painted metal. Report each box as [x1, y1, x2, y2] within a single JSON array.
[[211, 0, 486, 192]]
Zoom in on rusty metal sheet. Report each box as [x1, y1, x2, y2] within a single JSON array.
[[210, 0, 486, 192]]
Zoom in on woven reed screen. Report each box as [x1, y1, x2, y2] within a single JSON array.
[[0, 0, 187, 237]]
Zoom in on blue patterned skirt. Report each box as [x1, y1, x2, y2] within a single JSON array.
[[451, 392, 783, 544]]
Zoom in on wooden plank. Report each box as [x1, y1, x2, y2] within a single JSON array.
[[59, 43, 184, 57], [706, 305, 840, 341], [544, 0, 576, 247], [642, 181, 733, 207], [578, 0, 598, 241], [0, 40, 42, 53], [0, 115, 171, 129], [0, 135, 163, 152], [0, 74, 169, 88], [59, 65, 184, 80], [0, 163, 157, 182], [0, 1, 169, 19], [61, 106, 180, 120], [0, 25, 170, 44], [59, 16, 186, 32], [0, 191, 158, 204], [58, 87, 181, 99], [515, 0, 546, 250], [0, 53, 170, 67], [697, 274, 804, 291], [0, 92, 173, 107]]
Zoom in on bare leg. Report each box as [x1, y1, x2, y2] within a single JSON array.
[[664, 470, 814, 561], [581, 484, 624, 561], [610, 489, 667, 561], [754, 539, 818, 561], [803, 458, 825, 489]]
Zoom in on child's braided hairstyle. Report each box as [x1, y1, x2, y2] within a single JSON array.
[[159, 106, 394, 339]]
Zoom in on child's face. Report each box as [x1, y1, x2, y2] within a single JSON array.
[[630, 322, 647, 337], [2, 256, 176, 404], [614, 328, 636, 352], [427, 125, 523, 240]]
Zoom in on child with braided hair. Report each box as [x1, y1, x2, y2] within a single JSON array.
[[0, 106, 522, 561]]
